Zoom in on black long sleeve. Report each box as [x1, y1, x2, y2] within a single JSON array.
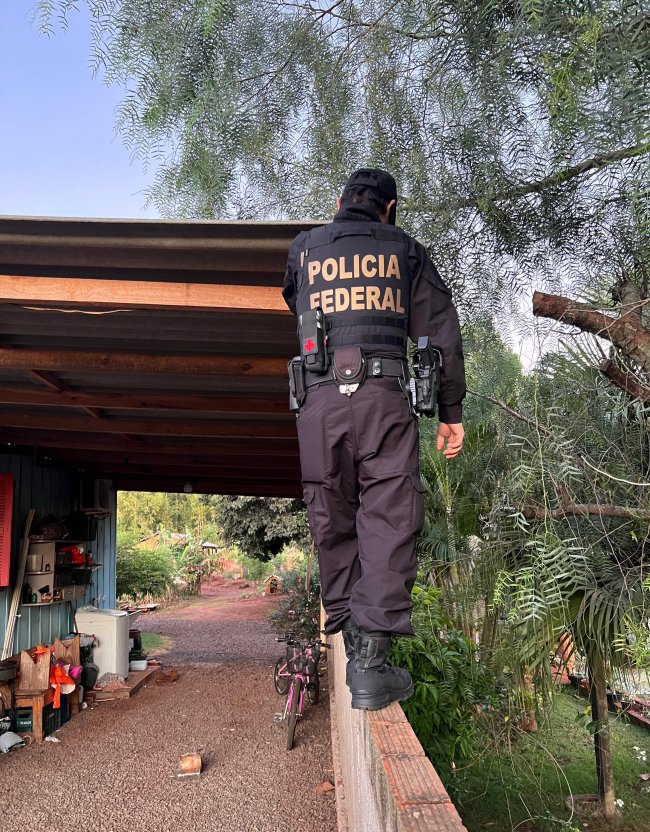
[[407, 240, 466, 423]]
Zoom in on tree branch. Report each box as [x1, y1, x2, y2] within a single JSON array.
[[414, 142, 650, 213], [533, 290, 650, 373], [521, 504, 650, 521], [467, 389, 552, 437], [599, 360, 650, 402]]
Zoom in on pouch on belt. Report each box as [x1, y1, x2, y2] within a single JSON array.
[[332, 346, 366, 396]]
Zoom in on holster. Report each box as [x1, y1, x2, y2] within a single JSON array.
[[288, 357, 306, 412]]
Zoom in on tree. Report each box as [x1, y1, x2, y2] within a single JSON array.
[[481, 345, 648, 818], [36, 1, 650, 316], [208, 495, 310, 559]]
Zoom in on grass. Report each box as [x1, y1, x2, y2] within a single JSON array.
[[140, 632, 173, 654], [450, 688, 650, 832]]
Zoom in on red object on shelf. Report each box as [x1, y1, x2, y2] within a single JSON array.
[[0, 473, 14, 588], [58, 544, 85, 565]]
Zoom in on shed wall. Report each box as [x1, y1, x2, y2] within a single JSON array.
[[0, 451, 116, 654]]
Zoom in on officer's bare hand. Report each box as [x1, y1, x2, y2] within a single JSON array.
[[437, 423, 464, 459]]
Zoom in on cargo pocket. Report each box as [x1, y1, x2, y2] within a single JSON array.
[[411, 474, 426, 533], [302, 485, 317, 535]]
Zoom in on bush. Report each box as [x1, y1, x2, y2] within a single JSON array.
[[116, 531, 178, 600], [269, 567, 321, 638], [390, 584, 493, 777]]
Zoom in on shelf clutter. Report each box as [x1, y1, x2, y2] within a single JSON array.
[[22, 516, 101, 607]]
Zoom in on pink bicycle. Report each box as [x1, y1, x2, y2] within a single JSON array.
[[274, 635, 329, 750]]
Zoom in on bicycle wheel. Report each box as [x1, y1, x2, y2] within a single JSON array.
[[274, 657, 290, 695], [286, 677, 301, 751], [307, 673, 320, 705]]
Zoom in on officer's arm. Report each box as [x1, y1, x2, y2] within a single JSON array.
[[408, 241, 466, 424], [282, 234, 305, 315]]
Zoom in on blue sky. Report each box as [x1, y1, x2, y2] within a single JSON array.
[[0, 2, 159, 218]]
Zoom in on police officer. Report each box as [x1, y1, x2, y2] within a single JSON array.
[[282, 169, 465, 710]]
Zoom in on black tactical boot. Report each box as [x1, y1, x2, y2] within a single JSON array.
[[348, 630, 414, 710], [341, 618, 358, 687]]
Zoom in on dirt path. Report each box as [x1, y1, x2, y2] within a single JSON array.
[[1, 579, 338, 832]]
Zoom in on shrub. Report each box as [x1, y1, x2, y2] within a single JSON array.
[[269, 567, 321, 638], [116, 531, 178, 600], [390, 584, 493, 777]]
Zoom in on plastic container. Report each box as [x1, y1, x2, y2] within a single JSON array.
[[129, 659, 148, 672], [12, 708, 33, 732], [43, 703, 61, 737], [60, 694, 71, 724]]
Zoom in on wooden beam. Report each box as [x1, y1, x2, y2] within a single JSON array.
[[110, 476, 302, 497], [0, 275, 288, 312], [69, 463, 301, 481], [35, 448, 301, 470], [0, 348, 288, 377], [0, 387, 290, 414], [29, 370, 66, 392], [1, 428, 299, 456], [0, 411, 297, 438]]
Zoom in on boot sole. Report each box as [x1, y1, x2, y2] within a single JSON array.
[[350, 681, 414, 711]]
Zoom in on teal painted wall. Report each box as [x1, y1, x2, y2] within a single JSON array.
[[0, 451, 117, 655]]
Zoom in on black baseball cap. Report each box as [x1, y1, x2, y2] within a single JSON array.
[[343, 168, 397, 204]]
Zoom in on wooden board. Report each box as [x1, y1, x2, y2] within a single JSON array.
[[53, 635, 80, 668], [16, 648, 50, 692], [92, 665, 160, 701]]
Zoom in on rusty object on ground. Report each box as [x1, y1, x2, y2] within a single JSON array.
[[177, 752, 202, 779], [155, 669, 179, 684]]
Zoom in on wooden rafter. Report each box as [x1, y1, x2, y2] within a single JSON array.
[[0, 348, 288, 377], [0, 387, 288, 414], [0, 275, 288, 312], [0, 411, 296, 438], [1, 428, 298, 456]]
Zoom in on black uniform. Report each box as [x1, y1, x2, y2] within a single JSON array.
[[283, 202, 465, 637]]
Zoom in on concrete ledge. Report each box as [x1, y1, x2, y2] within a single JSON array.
[[329, 634, 468, 832]]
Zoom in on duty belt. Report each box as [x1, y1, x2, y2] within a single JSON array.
[[304, 356, 407, 390]]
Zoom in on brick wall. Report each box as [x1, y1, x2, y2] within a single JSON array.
[[329, 634, 468, 832]]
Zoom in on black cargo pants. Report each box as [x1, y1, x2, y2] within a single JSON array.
[[297, 376, 424, 636]]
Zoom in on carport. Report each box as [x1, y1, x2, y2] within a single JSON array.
[[0, 214, 317, 651], [0, 215, 319, 498]]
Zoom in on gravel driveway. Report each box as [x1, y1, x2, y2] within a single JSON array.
[[1, 580, 338, 832]]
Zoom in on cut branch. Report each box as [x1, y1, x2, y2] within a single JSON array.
[[599, 360, 650, 402], [521, 504, 650, 521], [533, 291, 650, 372]]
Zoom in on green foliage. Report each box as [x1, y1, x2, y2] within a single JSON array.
[[116, 530, 178, 599], [210, 495, 309, 560], [268, 567, 321, 638], [452, 689, 650, 832], [390, 585, 493, 775], [117, 491, 211, 537], [36, 0, 650, 319]]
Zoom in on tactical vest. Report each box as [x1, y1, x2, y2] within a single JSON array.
[[295, 222, 410, 356]]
